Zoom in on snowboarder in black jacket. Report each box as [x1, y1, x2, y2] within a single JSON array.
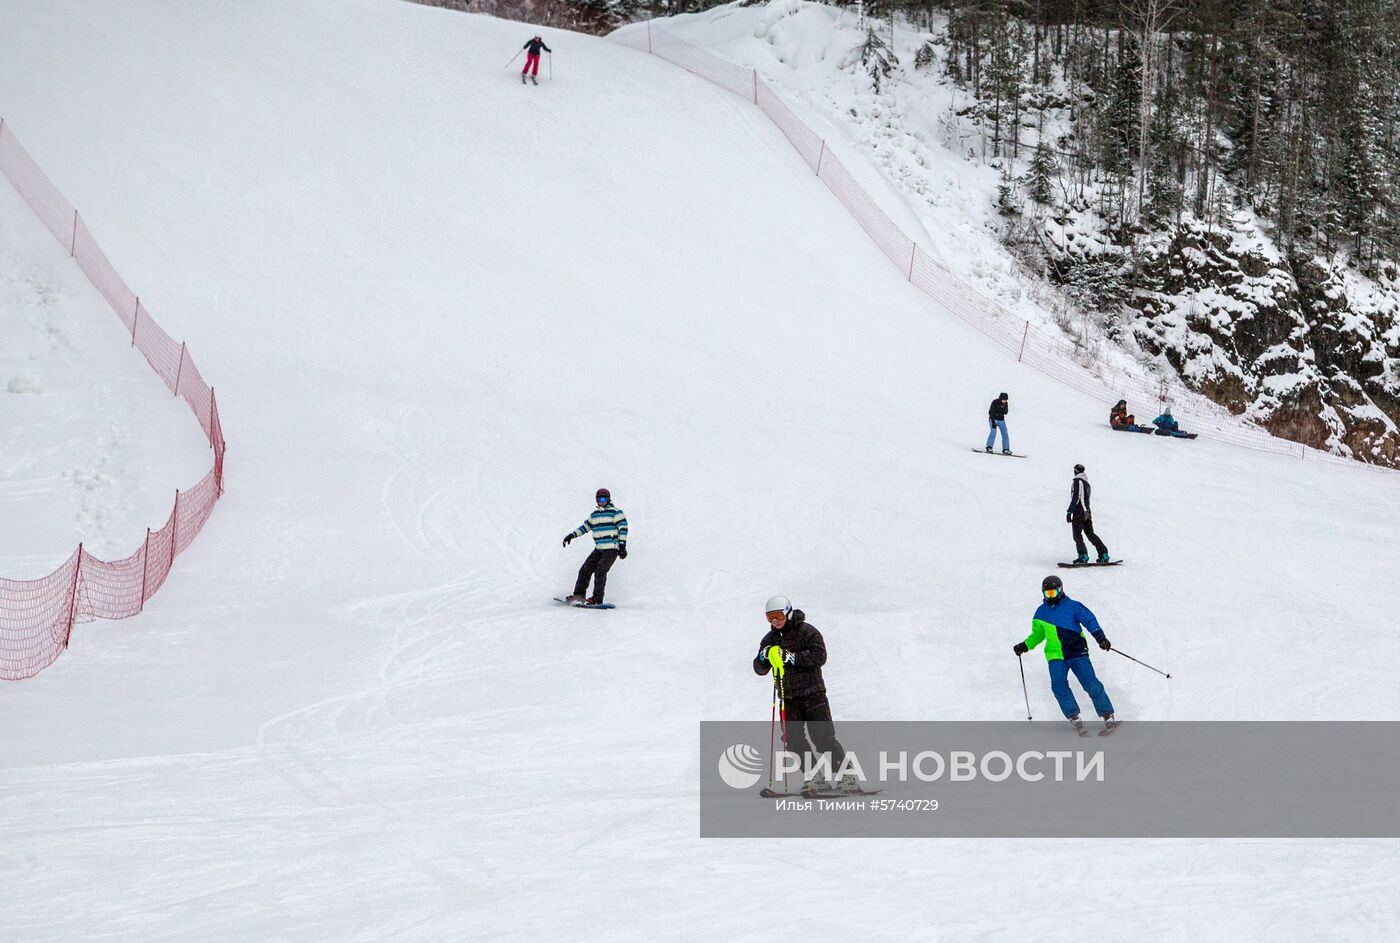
[[753, 596, 858, 795], [521, 35, 550, 83], [985, 392, 1011, 454], [1066, 464, 1110, 564]]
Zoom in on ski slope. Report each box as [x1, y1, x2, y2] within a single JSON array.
[[1, 0, 1398, 938], [0, 179, 211, 572]]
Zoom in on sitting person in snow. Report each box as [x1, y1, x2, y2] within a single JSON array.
[[1109, 400, 1138, 430], [1153, 408, 1181, 434]]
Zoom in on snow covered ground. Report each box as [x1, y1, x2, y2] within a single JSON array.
[[0, 177, 210, 571], [1, 0, 1398, 938]]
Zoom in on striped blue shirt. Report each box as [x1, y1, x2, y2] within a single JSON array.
[[572, 504, 629, 550]]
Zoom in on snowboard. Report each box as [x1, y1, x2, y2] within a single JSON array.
[[971, 448, 1028, 458], [1057, 560, 1124, 568], [1154, 430, 1198, 439], [759, 787, 883, 799], [553, 597, 616, 610]]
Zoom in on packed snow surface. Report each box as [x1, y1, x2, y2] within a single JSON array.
[[0, 180, 210, 571], [1, 0, 1398, 939]]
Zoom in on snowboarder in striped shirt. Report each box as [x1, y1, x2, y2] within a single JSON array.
[[563, 488, 628, 605]]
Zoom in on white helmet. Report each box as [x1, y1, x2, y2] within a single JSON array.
[[764, 595, 791, 617]]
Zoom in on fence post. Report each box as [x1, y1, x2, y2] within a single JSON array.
[[816, 139, 826, 177], [210, 388, 224, 495], [907, 243, 917, 281], [174, 342, 187, 394], [170, 491, 180, 567], [63, 544, 83, 648], [131, 297, 140, 345], [753, 70, 758, 105], [1017, 321, 1030, 362], [139, 528, 151, 611], [647, 19, 652, 54], [70, 210, 78, 257]]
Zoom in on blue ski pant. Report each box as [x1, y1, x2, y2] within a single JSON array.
[[1047, 656, 1114, 719], [986, 419, 1010, 451]]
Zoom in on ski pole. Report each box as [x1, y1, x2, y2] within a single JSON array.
[[768, 676, 778, 787], [1111, 647, 1172, 678], [778, 673, 788, 792], [547, 51, 553, 81], [505, 50, 522, 69], [768, 646, 788, 791], [1018, 654, 1032, 720]]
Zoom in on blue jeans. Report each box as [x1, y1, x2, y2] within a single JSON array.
[[986, 419, 1010, 451], [1047, 656, 1114, 719]]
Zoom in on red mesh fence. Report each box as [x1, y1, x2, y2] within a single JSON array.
[[610, 25, 1398, 480], [0, 117, 227, 681]]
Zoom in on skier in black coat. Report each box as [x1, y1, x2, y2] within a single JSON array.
[[753, 596, 858, 795], [1066, 464, 1110, 564], [985, 392, 1011, 454], [521, 35, 551, 83]]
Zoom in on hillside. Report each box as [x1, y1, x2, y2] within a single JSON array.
[[659, 0, 1400, 465], [1, 1, 1398, 939]]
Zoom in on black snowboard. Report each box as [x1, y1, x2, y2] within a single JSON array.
[[1154, 430, 1198, 439], [1057, 560, 1124, 568], [971, 448, 1028, 458], [553, 597, 616, 610]]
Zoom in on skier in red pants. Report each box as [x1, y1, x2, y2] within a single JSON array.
[[521, 35, 551, 84]]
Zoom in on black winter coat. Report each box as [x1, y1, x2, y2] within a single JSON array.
[[752, 610, 828, 697], [524, 37, 551, 55], [989, 397, 1009, 421], [1067, 474, 1093, 518]]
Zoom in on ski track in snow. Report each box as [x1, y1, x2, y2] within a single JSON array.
[[0, 1, 1398, 940]]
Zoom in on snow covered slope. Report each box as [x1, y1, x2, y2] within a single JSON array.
[[1, 0, 1398, 939], [0, 179, 210, 571]]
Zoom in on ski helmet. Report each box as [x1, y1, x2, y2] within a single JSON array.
[[596, 487, 610, 502], [1073, 464, 1085, 474], [1041, 575, 1064, 600], [764, 595, 792, 618]]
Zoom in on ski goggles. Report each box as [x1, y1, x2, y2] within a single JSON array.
[[1043, 588, 1061, 599], [765, 611, 787, 624]]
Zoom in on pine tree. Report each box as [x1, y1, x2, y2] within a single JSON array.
[[1023, 141, 1057, 206], [855, 26, 900, 93]]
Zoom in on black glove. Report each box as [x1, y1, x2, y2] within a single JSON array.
[[1066, 512, 1073, 523], [562, 533, 575, 547], [1096, 633, 1111, 651], [1013, 642, 1029, 656], [618, 541, 627, 560]]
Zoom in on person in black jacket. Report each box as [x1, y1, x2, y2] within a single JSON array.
[[1066, 464, 1110, 564], [985, 392, 1011, 454], [521, 35, 551, 83], [753, 596, 858, 795]]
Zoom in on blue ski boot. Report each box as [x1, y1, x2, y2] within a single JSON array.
[[1075, 553, 1089, 564], [1096, 551, 1111, 564]]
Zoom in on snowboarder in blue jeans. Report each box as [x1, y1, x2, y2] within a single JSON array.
[[985, 392, 1011, 454], [1014, 575, 1118, 733]]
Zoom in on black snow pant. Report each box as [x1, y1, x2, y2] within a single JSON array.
[[1072, 513, 1108, 558], [573, 548, 619, 601], [783, 692, 847, 780]]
